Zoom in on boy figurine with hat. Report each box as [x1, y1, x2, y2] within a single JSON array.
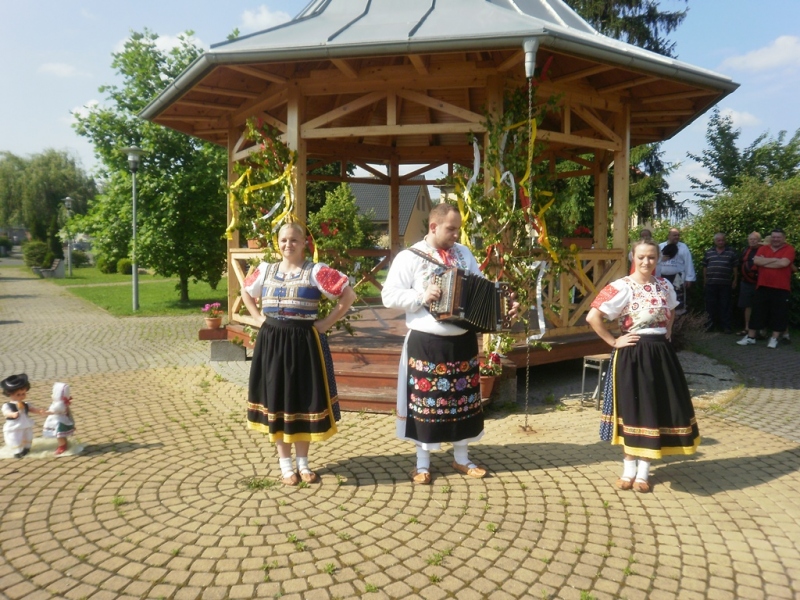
[[2, 374, 48, 458]]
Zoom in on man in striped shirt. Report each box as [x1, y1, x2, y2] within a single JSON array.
[[702, 232, 739, 333]]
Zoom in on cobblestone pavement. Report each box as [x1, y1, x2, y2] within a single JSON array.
[[1, 269, 799, 600]]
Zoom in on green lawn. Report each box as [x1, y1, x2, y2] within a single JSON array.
[[5, 266, 228, 317]]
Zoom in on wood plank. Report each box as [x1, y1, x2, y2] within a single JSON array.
[[302, 91, 386, 131], [551, 64, 614, 85], [640, 90, 716, 105], [396, 89, 483, 123], [302, 122, 485, 139], [598, 76, 659, 94], [408, 54, 429, 75], [536, 129, 620, 152], [571, 105, 621, 145], [227, 65, 287, 84], [497, 49, 524, 72], [331, 58, 358, 79], [231, 88, 288, 126], [631, 109, 694, 118], [195, 85, 259, 100]]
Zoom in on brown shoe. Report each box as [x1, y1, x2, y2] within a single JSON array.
[[299, 469, 318, 484], [410, 469, 431, 485], [452, 462, 487, 479], [281, 472, 300, 486], [615, 477, 634, 490], [633, 479, 651, 493]]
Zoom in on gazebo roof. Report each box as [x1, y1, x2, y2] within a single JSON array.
[[141, 0, 737, 157]]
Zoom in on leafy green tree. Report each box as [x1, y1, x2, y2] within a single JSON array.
[[564, 0, 687, 57], [688, 108, 800, 197], [0, 150, 96, 250], [73, 29, 227, 302]]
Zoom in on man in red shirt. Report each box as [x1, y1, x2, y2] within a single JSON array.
[[737, 228, 795, 348]]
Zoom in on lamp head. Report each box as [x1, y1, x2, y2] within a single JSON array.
[[63, 196, 73, 210], [121, 146, 145, 173]]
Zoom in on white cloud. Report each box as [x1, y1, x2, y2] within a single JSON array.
[[240, 5, 291, 33], [720, 35, 800, 72], [70, 100, 101, 123], [720, 108, 761, 128], [112, 33, 208, 55], [80, 8, 98, 20], [38, 63, 91, 78]]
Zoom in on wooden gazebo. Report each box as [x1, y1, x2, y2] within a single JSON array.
[[141, 0, 738, 340]]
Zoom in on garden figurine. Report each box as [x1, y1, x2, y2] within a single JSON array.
[[2, 374, 48, 458], [43, 382, 76, 455]]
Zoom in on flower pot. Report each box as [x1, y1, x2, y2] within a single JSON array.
[[246, 239, 263, 249], [204, 317, 223, 329], [561, 237, 592, 250], [479, 375, 497, 400]]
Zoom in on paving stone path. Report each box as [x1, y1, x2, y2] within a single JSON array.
[[1, 269, 799, 600]]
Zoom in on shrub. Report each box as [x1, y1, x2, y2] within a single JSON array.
[[71, 250, 91, 268], [22, 240, 49, 268], [117, 258, 133, 275], [95, 254, 116, 274], [0, 236, 12, 251], [42, 251, 55, 269]]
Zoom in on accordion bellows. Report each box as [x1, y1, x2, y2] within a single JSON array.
[[429, 267, 512, 333]]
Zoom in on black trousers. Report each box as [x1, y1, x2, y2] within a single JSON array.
[[704, 283, 733, 331]]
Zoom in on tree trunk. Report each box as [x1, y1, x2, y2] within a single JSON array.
[[179, 275, 189, 303]]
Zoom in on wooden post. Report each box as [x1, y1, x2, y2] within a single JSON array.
[[389, 156, 401, 255], [286, 85, 307, 222], [611, 102, 630, 259], [593, 151, 610, 249]]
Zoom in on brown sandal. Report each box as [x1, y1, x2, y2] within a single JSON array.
[[410, 469, 431, 485], [615, 477, 634, 491], [632, 479, 651, 493], [299, 469, 318, 484], [452, 462, 487, 479], [281, 472, 300, 486]]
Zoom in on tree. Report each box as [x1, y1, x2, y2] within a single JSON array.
[[564, 0, 687, 58], [73, 29, 227, 302], [688, 108, 800, 197], [0, 150, 96, 248]]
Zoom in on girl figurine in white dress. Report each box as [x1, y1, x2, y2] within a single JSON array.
[[43, 382, 75, 455], [2, 373, 48, 458]]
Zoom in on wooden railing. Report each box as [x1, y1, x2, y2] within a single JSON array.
[[228, 246, 626, 338]]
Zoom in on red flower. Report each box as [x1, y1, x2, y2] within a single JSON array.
[[417, 378, 432, 392]]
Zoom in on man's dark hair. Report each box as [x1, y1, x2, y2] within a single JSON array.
[[771, 228, 786, 236]]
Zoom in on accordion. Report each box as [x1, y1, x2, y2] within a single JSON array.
[[429, 267, 512, 333]]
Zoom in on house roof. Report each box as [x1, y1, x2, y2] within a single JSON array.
[[350, 179, 428, 236]]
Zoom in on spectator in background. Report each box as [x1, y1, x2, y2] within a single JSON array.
[[737, 228, 795, 348], [702, 233, 738, 333], [658, 228, 696, 315], [737, 231, 761, 335]]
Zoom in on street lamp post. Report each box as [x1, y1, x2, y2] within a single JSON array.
[[63, 197, 74, 277], [121, 146, 144, 311]]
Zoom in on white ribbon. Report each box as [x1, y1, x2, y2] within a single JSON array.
[[526, 260, 549, 342]]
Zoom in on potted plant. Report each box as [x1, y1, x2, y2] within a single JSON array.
[[478, 351, 503, 399], [202, 302, 224, 329], [561, 225, 593, 250]]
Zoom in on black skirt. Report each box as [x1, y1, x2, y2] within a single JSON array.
[[247, 317, 337, 443], [404, 330, 483, 444], [600, 334, 700, 459]]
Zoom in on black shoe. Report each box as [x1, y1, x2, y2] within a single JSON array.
[[21, 447, 30, 457], [14, 452, 24, 458]]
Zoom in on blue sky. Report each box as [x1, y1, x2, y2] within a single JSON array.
[[1, 1, 798, 210]]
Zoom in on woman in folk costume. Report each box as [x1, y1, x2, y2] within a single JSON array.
[[586, 239, 700, 494], [43, 382, 76, 455], [2, 373, 48, 458], [241, 222, 356, 486]]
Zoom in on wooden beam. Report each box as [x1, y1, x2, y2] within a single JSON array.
[[640, 89, 717, 105], [195, 85, 259, 100], [408, 54, 429, 75], [598, 76, 660, 95], [194, 128, 228, 135], [400, 162, 445, 182], [174, 99, 236, 111], [556, 169, 593, 179], [389, 157, 401, 255], [387, 91, 397, 127], [352, 161, 390, 181], [497, 49, 524, 72], [631, 121, 681, 129], [612, 104, 630, 253], [571, 105, 621, 145], [286, 86, 306, 222], [227, 65, 287, 85], [331, 58, 358, 79], [231, 88, 288, 126], [551, 64, 614, 85], [396, 89, 483, 123], [302, 122, 485, 139], [536, 129, 621, 152], [593, 152, 609, 249], [256, 110, 288, 133], [631, 109, 694, 118], [303, 91, 386, 131], [157, 116, 220, 123]]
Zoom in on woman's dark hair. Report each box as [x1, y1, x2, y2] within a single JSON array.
[[661, 243, 678, 259]]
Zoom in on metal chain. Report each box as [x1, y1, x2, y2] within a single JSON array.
[[522, 76, 534, 432]]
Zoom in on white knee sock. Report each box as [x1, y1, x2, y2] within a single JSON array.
[[416, 446, 431, 472], [296, 456, 310, 474], [279, 457, 294, 478], [452, 441, 470, 466], [622, 458, 637, 480], [636, 460, 650, 481]]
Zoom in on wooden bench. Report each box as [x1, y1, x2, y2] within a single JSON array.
[[40, 258, 65, 278]]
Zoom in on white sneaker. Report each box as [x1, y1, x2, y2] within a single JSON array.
[[767, 337, 778, 349], [737, 336, 756, 346]]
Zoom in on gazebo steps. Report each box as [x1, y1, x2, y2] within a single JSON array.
[[336, 385, 397, 413]]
